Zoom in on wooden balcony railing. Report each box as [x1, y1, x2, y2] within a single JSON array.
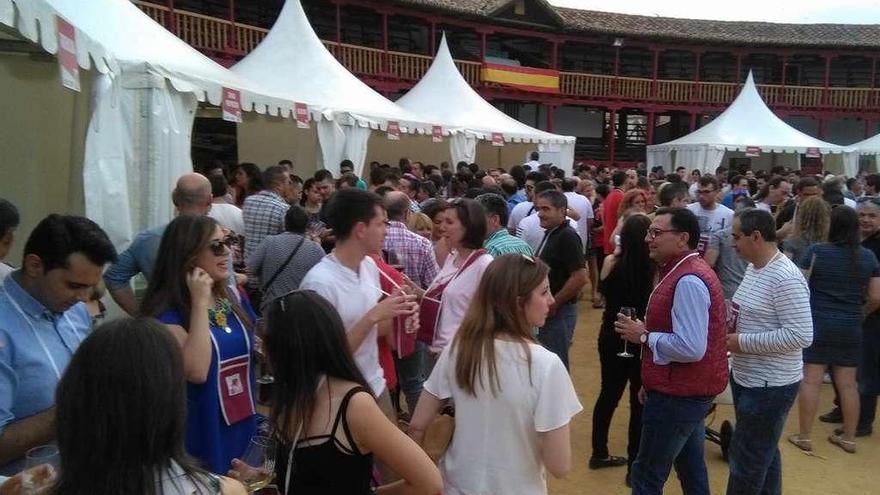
[[134, 0, 880, 111]]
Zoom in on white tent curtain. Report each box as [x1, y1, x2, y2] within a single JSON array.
[[842, 152, 860, 177], [316, 119, 374, 177], [450, 133, 476, 165], [674, 147, 726, 174], [647, 148, 672, 172], [537, 141, 575, 176], [83, 72, 196, 250]]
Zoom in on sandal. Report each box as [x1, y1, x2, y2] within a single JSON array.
[[787, 434, 812, 452], [592, 297, 604, 309], [828, 433, 857, 454]]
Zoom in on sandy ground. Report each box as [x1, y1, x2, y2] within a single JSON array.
[[548, 299, 878, 494]]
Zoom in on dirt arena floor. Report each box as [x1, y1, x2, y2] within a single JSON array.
[[548, 298, 878, 494]]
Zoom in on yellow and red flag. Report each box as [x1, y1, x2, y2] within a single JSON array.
[[481, 63, 559, 94]]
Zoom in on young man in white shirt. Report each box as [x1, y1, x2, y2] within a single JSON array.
[[300, 189, 417, 416], [687, 175, 733, 257], [726, 208, 812, 495], [562, 177, 594, 252]]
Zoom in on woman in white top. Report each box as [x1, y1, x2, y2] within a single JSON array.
[[409, 254, 583, 495], [424, 199, 493, 357]]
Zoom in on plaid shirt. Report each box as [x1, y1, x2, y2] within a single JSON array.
[[484, 228, 533, 257], [242, 190, 289, 267], [383, 221, 438, 289]]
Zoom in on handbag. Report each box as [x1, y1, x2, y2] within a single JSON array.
[[418, 249, 485, 345], [261, 236, 306, 297]]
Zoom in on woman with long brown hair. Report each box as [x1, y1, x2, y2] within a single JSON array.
[[408, 254, 582, 495], [141, 215, 258, 474], [782, 196, 830, 263]]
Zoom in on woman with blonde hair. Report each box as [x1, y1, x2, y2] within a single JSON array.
[[409, 254, 582, 495], [782, 196, 831, 263], [408, 212, 433, 240]]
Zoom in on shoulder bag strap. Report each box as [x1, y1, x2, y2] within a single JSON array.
[[450, 249, 486, 283], [262, 236, 306, 292]]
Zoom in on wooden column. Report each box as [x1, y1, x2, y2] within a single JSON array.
[[780, 56, 788, 105], [608, 108, 617, 166], [546, 104, 556, 132], [872, 57, 878, 108], [651, 48, 660, 98], [613, 45, 621, 95], [818, 117, 827, 139], [430, 20, 436, 56], [228, 0, 236, 52], [479, 30, 487, 62], [865, 118, 874, 138], [335, 2, 341, 43], [689, 112, 698, 132], [550, 41, 559, 70], [692, 51, 702, 102], [823, 54, 833, 106], [735, 51, 743, 86], [167, 0, 176, 35], [647, 111, 656, 145], [382, 11, 389, 75]]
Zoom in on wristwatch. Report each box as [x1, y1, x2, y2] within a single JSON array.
[[639, 332, 649, 344]]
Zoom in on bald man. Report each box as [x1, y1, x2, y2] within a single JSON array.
[[104, 173, 213, 314]]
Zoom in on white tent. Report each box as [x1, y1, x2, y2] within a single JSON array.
[[1, 0, 294, 250], [647, 72, 848, 175], [844, 133, 880, 173], [232, 0, 432, 176], [395, 35, 576, 174]]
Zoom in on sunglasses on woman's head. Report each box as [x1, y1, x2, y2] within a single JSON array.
[[208, 236, 236, 256]]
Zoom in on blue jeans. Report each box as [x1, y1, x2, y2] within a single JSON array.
[[631, 391, 713, 495], [538, 302, 578, 370], [726, 378, 799, 495], [394, 341, 427, 415]]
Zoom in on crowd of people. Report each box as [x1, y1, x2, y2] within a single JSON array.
[[0, 153, 878, 495]]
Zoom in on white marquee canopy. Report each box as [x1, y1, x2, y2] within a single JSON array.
[[396, 35, 576, 173], [647, 72, 847, 175]]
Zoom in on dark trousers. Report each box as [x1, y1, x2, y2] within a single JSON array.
[[830, 322, 880, 429], [726, 378, 800, 495], [393, 341, 427, 415], [538, 302, 578, 371], [591, 333, 642, 470], [631, 391, 713, 495]]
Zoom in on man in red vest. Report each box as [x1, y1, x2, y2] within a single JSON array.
[[615, 207, 728, 493]]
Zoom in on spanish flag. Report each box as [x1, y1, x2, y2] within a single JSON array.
[[481, 63, 560, 94]]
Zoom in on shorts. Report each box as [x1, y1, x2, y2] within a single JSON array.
[[803, 340, 860, 367]]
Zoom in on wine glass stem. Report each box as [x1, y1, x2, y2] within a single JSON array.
[[624, 341, 629, 354]]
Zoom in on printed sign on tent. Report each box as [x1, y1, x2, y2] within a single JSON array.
[[221, 88, 242, 123], [56, 17, 80, 91], [745, 146, 761, 157], [491, 132, 505, 147], [432, 125, 443, 143], [387, 121, 401, 140], [805, 147, 821, 158], [294, 102, 310, 129]]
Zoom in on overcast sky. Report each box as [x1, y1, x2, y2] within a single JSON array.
[[547, 0, 880, 24]]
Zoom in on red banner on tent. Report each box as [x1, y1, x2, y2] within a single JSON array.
[[491, 132, 504, 146], [745, 146, 761, 157], [222, 88, 242, 123], [805, 147, 821, 158], [387, 121, 401, 140], [432, 125, 443, 143], [294, 102, 310, 128], [56, 17, 80, 91]]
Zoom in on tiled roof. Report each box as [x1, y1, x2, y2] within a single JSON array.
[[388, 0, 880, 49]]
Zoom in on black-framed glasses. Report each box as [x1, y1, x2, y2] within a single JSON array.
[[208, 236, 236, 256], [647, 228, 680, 239]]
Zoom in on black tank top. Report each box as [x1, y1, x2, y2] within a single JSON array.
[[276, 386, 374, 495]]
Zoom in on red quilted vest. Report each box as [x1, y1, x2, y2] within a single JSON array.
[[642, 251, 729, 397]]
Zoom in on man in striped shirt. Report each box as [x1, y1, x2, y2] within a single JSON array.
[[726, 208, 812, 495]]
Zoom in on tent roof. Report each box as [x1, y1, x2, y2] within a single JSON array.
[[1, 0, 293, 115], [231, 0, 428, 131], [648, 72, 844, 154], [847, 132, 880, 155], [395, 34, 574, 144]]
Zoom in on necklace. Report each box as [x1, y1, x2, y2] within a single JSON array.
[[208, 298, 234, 333]]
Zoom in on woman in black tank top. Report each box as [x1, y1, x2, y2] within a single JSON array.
[[232, 290, 441, 495]]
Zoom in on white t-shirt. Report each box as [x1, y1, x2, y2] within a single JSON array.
[[0, 263, 13, 282], [688, 182, 698, 199], [429, 250, 493, 353], [516, 214, 579, 253], [730, 253, 813, 388], [208, 202, 245, 235], [564, 191, 594, 249], [508, 201, 535, 232], [425, 340, 582, 495], [755, 201, 772, 213], [686, 202, 734, 256], [300, 255, 386, 396]]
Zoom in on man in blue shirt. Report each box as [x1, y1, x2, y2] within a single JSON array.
[[103, 173, 212, 315], [0, 215, 117, 474]]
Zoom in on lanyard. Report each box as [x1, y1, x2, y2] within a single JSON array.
[[646, 252, 700, 310], [284, 375, 327, 492], [536, 225, 561, 257], [0, 286, 83, 380]]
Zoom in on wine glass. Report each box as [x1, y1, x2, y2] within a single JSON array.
[[617, 307, 636, 358], [240, 435, 276, 492], [25, 445, 60, 471]]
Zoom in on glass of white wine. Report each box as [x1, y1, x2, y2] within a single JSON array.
[[617, 307, 636, 358], [240, 435, 276, 493]]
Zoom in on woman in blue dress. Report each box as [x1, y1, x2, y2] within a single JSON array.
[[142, 215, 257, 473]]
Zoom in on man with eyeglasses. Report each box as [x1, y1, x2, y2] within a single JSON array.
[[615, 207, 728, 495], [686, 175, 733, 257], [508, 171, 548, 233]]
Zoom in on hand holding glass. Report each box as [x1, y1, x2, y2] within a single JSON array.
[[617, 307, 636, 358], [238, 436, 276, 493]]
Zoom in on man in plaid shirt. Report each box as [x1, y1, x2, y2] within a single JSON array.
[[382, 191, 439, 416], [242, 165, 292, 295]]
